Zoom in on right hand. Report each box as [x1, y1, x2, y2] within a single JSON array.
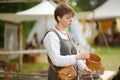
[[76, 52, 90, 60]]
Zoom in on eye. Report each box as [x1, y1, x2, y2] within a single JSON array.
[[66, 17, 69, 19], [66, 17, 70, 19]]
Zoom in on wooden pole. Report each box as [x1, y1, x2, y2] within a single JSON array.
[[18, 23, 23, 71]]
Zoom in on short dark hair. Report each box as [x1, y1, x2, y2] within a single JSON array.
[[54, 3, 75, 22]]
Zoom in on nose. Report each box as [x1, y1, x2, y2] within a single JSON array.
[[70, 18, 72, 22]]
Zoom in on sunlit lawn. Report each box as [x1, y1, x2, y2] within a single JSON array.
[[7, 45, 120, 80], [93, 45, 120, 71], [21, 45, 120, 73], [10, 45, 120, 73], [22, 62, 49, 73]]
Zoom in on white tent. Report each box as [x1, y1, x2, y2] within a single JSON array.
[[0, 1, 56, 23], [0, 0, 92, 52], [70, 19, 92, 52], [18, 1, 91, 52], [87, 0, 120, 20], [17, 1, 57, 45], [17, 1, 56, 15], [0, 1, 92, 69], [26, 16, 56, 47]]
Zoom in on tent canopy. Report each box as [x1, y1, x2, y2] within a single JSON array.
[[87, 0, 120, 20], [0, 0, 90, 23], [16, 0, 56, 15], [0, 0, 92, 52], [0, 1, 56, 23]]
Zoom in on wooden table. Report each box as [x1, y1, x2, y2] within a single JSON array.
[[100, 71, 116, 80]]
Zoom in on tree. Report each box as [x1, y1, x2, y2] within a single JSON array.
[[0, 21, 4, 47], [0, 2, 39, 13], [76, 0, 107, 11], [0, 2, 39, 48]]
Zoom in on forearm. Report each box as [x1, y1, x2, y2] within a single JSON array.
[[77, 60, 87, 71], [50, 55, 76, 67]]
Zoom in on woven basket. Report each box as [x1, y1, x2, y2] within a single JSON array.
[[86, 53, 101, 71]]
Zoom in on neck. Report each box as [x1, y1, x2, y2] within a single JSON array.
[[55, 23, 66, 31]]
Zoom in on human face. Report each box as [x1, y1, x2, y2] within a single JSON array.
[[58, 13, 73, 28]]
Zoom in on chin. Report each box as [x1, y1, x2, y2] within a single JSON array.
[[68, 23, 70, 25]]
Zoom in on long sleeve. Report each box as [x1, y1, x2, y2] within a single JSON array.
[[43, 31, 76, 67], [77, 60, 87, 71]]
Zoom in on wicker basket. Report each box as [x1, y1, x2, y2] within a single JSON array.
[[86, 53, 101, 71]]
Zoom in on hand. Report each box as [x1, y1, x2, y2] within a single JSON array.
[[80, 67, 92, 75], [85, 67, 92, 73], [76, 52, 90, 60]]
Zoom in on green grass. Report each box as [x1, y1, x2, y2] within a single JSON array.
[[7, 45, 120, 80], [10, 58, 49, 73], [23, 62, 48, 69], [9, 45, 120, 72], [22, 62, 49, 73], [21, 45, 120, 72], [93, 45, 120, 71]]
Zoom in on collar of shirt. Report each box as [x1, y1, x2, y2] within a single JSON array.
[[54, 28, 69, 40]]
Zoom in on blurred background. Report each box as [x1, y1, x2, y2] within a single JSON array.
[[0, 0, 120, 80]]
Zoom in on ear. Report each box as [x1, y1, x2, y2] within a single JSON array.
[[57, 16, 61, 22]]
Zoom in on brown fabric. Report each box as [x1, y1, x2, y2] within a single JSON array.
[[57, 66, 77, 80]]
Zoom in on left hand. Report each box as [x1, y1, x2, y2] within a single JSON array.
[[84, 67, 92, 73]]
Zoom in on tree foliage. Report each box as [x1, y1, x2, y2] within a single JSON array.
[[0, 2, 39, 48], [0, 2, 39, 13], [76, 0, 107, 11]]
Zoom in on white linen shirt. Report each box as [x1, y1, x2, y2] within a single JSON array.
[[43, 28, 87, 71]]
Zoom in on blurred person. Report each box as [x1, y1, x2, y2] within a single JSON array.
[[43, 3, 91, 80]]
